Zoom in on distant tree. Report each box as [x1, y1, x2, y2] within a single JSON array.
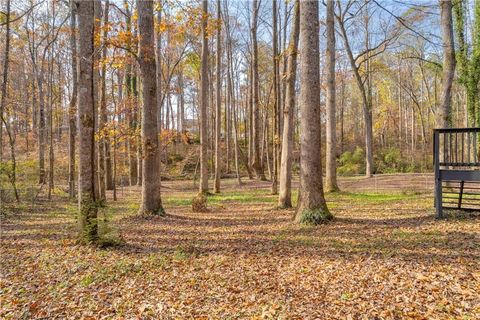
[[251, 0, 266, 180], [199, 0, 209, 194], [101, 0, 114, 191], [271, 0, 280, 195], [325, 0, 339, 192], [68, 0, 77, 199], [214, 0, 222, 194]]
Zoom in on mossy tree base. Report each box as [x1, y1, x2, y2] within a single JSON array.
[[138, 206, 166, 216], [295, 208, 333, 225], [79, 198, 99, 245]]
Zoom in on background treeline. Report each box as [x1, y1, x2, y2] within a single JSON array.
[[0, 0, 478, 204]]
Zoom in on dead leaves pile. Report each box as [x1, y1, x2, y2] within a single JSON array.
[[1, 177, 479, 319]]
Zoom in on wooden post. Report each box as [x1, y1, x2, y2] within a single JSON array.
[[458, 180, 464, 209], [434, 130, 443, 218]]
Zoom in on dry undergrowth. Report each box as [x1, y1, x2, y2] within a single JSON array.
[[1, 175, 479, 319]]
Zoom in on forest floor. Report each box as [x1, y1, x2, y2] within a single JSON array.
[[1, 174, 479, 319]]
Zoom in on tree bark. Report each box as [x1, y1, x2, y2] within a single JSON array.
[[325, 0, 339, 192], [278, 0, 299, 208], [271, 0, 279, 194], [68, 0, 78, 199], [0, 0, 10, 163], [76, 0, 98, 243], [93, 0, 103, 200], [337, 13, 374, 177], [199, 0, 209, 194], [295, 0, 331, 224], [137, 0, 164, 215], [251, 0, 266, 180], [214, 0, 222, 193], [101, 0, 114, 191]]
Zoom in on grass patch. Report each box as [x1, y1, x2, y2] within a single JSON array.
[[328, 191, 421, 203]]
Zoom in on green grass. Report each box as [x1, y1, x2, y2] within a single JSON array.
[[164, 189, 280, 207], [327, 191, 422, 203]]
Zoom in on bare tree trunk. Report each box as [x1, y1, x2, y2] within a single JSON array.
[[278, 0, 299, 208], [271, 0, 279, 194], [0, 0, 19, 202], [93, 0, 103, 200], [101, 0, 113, 191], [199, 0, 209, 194], [113, 70, 123, 201], [178, 71, 184, 131], [124, 4, 138, 186], [336, 6, 374, 177], [251, 0, 266, 180], [295, 0, 331, 224], [68, 0, 78, 199], [47, 33, 55, 200], [325, 0, 339, 192], [232, 65, 242, 186], [155, 0, 163, 157], [76, 0, 98, 243], [37, 72, 46, 184], [0, 0, 10, 163], [138, 0, 164, 215], [214, 0, 222, 193], [437, 0, 455, 128], [248, 63, 253, 166]]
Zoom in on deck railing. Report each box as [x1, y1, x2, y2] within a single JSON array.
[[434, 128, 480, 167], [433, 128, 480, 218]]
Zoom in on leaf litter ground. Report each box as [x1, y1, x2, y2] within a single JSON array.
[[1, 174, 479, 319]]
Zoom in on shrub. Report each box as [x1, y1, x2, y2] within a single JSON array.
[[338, 146, 365, 175]]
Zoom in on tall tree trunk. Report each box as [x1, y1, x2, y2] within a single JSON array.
[[295, 0, 331, 224], [76, 0, 98, 243], [199, 0, 209, 194], [0, 0, 19, 202], [453, 0, 480, 126], [251, 0, 266, 180], [92, 0, 103, 200], [124, 3, 138, 186], [178, 70, 184, 132], [156, 0, 163, 173], [47, 33, 55, 200], [337, 15, 374, 177], [325, 0, 339, 192], [232, 63, 242, 186], [248, 63, 253, 167], [437, 0, 454, 128], [271, 0, 279, 194], [138, 0, 164, 215], [214, 0, 222, 193], [101, 0, 113, 191], [37, 72, 46, 184], [68, 0, 78, 199], [0, 0, 10, 163], [278, 0, 299, 208]]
